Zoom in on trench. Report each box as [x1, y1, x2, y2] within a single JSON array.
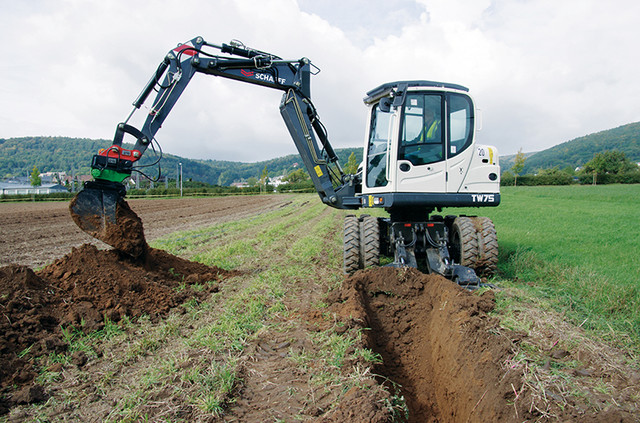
[[335, 267, 523, 422]]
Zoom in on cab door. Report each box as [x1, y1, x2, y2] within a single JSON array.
[[395, 93, 447, 193], [445, 93, 475, 193]]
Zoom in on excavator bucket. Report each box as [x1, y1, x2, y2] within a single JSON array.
[[69, 181, 147, 258]]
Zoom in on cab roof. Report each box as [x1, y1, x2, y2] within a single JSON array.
[[364, 80, 469, 104]]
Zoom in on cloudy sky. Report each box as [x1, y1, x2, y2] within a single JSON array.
[[1, 0, 639, 162]]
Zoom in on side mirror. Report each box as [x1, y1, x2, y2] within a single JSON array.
[[378, 97, 392, 113]]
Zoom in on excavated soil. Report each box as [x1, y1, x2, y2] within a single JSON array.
[[328, 267, 520, 422], [68, 195, 147, 257], [0, 243, 233, 414]]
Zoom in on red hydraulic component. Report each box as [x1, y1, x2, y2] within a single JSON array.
[[98, 146, 143, 162]]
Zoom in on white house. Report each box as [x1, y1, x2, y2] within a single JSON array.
[[0, 182, 68, 195]]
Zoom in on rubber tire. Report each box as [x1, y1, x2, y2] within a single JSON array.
[[449, 216, 479, 268], [344, 215, 360, 275], [473, 217, 498, 277], [360, 215, 380, 269]]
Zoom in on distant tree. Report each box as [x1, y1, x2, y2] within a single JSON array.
[[217, 171, 232, 186], [344, 152, 359, 174], [247, 176, 258, 187], [30, 165, 41, 186], [535, 167, 574, 185], [260, 166, 269, 192], [582, 150, 638, 176], [284, 168, 309, 184], [511, 148, 526, 186]]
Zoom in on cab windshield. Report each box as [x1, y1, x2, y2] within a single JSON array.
[[366, 103, 392, 188]]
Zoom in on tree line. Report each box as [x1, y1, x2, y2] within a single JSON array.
[[502, 149, 640, 186], [3, 128, 640, 191], [0, 136, 362, 186]]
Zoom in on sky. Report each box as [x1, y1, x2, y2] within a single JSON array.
[[1, 0, 639, 162]]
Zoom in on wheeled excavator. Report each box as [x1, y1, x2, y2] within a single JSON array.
[[70, 36, 501, 286]]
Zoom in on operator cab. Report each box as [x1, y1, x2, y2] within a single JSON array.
[[360, 81, 500, 210]]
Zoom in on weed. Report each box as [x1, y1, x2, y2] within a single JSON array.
[[18, 344, 32, 359], [380, 377, 410, 422], [355, 347, 383, 364], [288, 348, 310, 369]]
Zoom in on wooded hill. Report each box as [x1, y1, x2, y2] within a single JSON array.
[[0, 136, 361, 186], [2, 121, 639, 184], [501, 121, 640, 173]]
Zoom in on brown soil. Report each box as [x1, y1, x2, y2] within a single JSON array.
[[0, 243, 233, 414], [1, 197, 637, 421], [328, 267, 639, 422], [69, 195, 147, 257], [0, 195, 291, 269], [0, 195, 291, 416]]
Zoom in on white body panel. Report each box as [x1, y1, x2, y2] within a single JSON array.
[[361, 85, 500, 198]]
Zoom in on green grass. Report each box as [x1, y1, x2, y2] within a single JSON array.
[[450, 184, 640, 349]]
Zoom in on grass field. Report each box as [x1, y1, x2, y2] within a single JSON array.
[[451, 184, 640, 350]]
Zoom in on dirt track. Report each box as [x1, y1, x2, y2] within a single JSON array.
[[0, 195, 291, 268]]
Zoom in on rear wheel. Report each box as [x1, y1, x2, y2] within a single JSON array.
[[472, 217, 498, 277], [343, 215, 360, 275], [360, 215, 380, 268], [449, 216, 479, 268]]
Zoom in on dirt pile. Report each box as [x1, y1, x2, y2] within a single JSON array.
[[0, 244, 232, 414], [69, 194, 147, 257], [329, 267, 524, 422]]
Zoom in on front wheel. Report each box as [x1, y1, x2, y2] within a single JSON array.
[[343, 214, 381, 275], [449, 216, 479, 268], [360, 215, 380, 269], [343, 215, 360, 275], [472, 217, 498, 277]]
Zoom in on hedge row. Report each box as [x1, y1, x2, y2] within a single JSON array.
[[575, 172, 640, 185], [0, 192, 74, 202], [501, 171, 640, 186]]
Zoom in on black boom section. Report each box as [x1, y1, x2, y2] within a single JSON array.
[[279, 89, 358, 209], [113, 36, 360, 208]]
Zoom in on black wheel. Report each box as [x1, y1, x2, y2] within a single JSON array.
[[472, 217, 498, 277], [343, 215, 360, 275], [360, 215, 380, 268], [449, 216, 479, 268]]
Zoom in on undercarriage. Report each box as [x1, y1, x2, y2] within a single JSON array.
[[343, 212, 498, 288]]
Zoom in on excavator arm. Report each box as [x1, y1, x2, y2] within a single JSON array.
[[71, 36, 359, 255]]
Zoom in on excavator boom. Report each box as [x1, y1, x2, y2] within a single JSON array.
[[71, 37, 358, 255]]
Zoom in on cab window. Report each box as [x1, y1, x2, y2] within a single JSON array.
[[366, 103, 392, 188], [448, 94, 473, 157], [398, 93, 443, 165]]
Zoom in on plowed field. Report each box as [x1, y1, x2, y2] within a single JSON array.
[[0, 195, 289, 268], [1, 195, 637, 422]]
